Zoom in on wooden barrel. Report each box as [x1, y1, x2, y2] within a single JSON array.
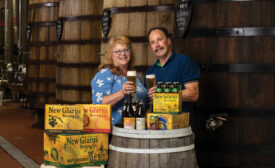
[[56, 0, 103, 104], [174, 1, 275, 167], [26, 0, 59, 109], [109, 126, 197, 168], [101, 0, 175, 73]]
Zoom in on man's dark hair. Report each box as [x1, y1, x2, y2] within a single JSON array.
[[147, 27, 171, 39]]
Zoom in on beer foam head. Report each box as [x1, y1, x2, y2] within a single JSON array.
[[146, 74, 155, 78], [127, 71, 136, 76]]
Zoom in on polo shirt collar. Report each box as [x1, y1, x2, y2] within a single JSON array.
[[155, 51, 176, 68]]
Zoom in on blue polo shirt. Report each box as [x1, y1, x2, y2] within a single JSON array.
[[145, 51, 200, 127]]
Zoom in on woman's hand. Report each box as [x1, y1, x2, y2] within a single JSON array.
[[102, 81, 135, 105], [121, 81, 135, 95], [148, 86, 156, 99]]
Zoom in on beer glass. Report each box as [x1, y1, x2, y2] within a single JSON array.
[[146, 74, 156, 105], [127, 70, 137, 93], [146, 74, 156, 89]]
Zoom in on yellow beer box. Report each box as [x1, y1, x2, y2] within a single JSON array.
[[82, 104, 111, 133], [45, 104, 84, 134], [153, 93, 182, 114], [147, 113, 189, 130], [44, 133, 108, 167]]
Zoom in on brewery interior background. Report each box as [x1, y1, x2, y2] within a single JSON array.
[[0, 0, 275, 167]]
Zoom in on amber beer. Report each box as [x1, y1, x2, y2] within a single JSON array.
[[146, 74, 156, 89], [127, 70, 137, 93]]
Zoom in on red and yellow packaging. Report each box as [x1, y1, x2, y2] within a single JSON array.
[[82, 104, 111, 133], [44, 133, 108, 167], [124, 117, 135, 129], [147, 113, 189, 130], [45, 104, 84, 134]]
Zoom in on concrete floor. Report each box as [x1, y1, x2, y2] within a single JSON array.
[[0, 102, 44, 168]]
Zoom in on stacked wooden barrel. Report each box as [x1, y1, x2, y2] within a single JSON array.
[[101, 0, 175, 72], [56, 0, 103, 104], [26, 0, 59, 108], [174, 1, 275, 167]]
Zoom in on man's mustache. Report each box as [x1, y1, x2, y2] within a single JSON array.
[[155, 47, 164, 52]]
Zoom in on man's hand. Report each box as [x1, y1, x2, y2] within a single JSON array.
[[148, 86, 156, 99]]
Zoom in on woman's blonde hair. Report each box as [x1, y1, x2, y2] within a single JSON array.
[[99, 36, 134, 75]]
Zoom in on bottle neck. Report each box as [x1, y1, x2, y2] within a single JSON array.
[[125, 94, 134, 117], [127, 94, 132, 104], [137, 104, 144, 117]]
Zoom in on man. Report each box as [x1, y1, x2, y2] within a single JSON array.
[[146, 27, 200, 127]]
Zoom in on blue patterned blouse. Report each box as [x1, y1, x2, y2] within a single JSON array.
[[91, 68, 148, 126]]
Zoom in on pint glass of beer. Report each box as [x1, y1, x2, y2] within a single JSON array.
[[146, 74, 156, 89], [127, 70, 137, 93], [146, 74, 156, 105]]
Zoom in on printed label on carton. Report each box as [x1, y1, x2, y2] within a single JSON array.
[[153, 93, 182, 114], [44, 133, 108, 167], [45, 104, 84, 134], [82, 104, 111, 133]]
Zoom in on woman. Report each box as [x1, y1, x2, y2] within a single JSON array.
[[91, 36, 147, 126]]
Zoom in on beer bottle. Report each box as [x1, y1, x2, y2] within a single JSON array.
[[169, 82, 175, 90], [136, 102, 145, 130], [164, 82, 171, 93], [123, 95, 136, 129], [173, 82, 182, 93], [171, 83, 178, 93], [121, 100, 128, 126], [156, 82, 163, 93], [167, 82, 175, 93], [132, 100, 138, 116], [123, 100, 127, 112], [161, 82, 166, 92]]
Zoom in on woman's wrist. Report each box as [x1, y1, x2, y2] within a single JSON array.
[[120, 89, 126, 97]]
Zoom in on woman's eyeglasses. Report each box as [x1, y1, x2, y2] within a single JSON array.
[[112, 49, 130, 55]]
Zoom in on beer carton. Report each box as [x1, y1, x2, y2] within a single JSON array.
[[44, 133, 108, 167], [82, 104, 111, 133], [147, 113, 189, 130], [153, 93, 182, 114], [45, 105, 84, 134]]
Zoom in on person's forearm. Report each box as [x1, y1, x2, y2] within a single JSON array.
[[102, 90, 125, 106], [181, 82, 199, 102], [181, 89, 199, 102]]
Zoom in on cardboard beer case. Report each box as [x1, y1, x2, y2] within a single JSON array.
[[153, 93, 182, 114], [147, 113, 189, 130], [82, 104, 111, 133], [45, 104, 84, 134], [44, 133, 108, 168]]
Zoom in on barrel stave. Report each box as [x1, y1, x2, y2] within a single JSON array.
[[56, 0, 102, 104], [109, 135, 128, 168]]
